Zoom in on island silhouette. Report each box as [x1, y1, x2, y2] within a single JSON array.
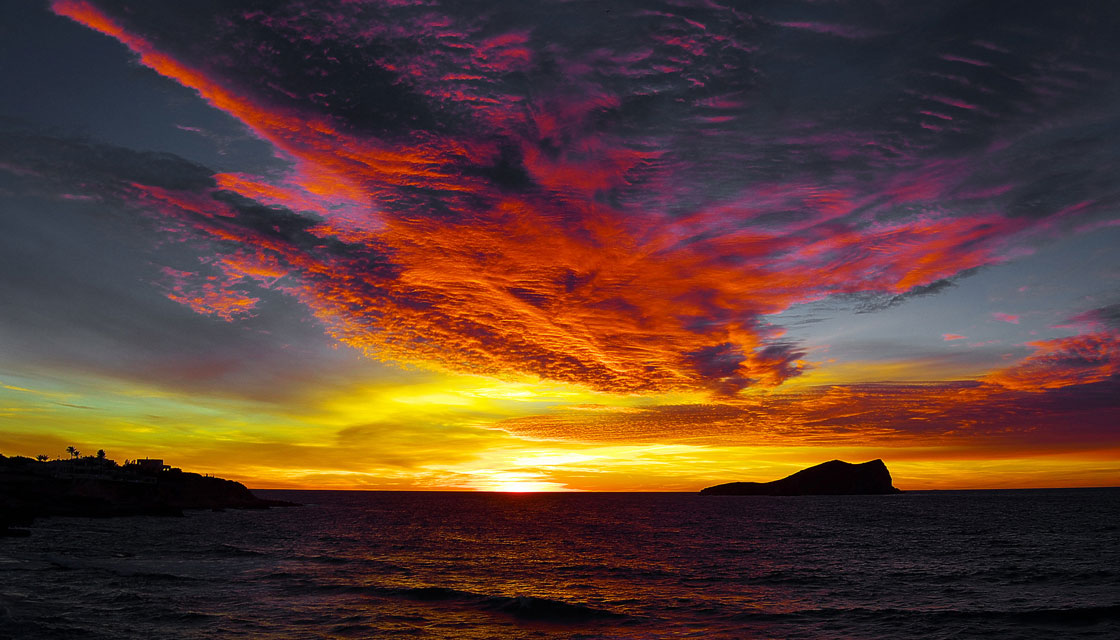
[[700, 459, 902, 496], [1, 450, 295, 536]]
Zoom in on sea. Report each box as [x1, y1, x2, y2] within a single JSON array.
[[1, 488, 1118, 639]]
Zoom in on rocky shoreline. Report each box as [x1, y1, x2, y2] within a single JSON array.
[[1, 454, 297, 536]]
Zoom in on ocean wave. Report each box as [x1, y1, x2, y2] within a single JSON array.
[[207, 543, 265, 557], [0, 621, 118, 640], [40, 555, 197, 582], [1007, 605, 1120, 626], [386, 586, 625, 623], [109, 570, 198, 581], [294, 553, 350, 565], [147, 609, 222, 629], [732, 604, 1120, 627], [396, 585, 476, 601], [753, 569, 849, 586], [484, 595, 627, 622]]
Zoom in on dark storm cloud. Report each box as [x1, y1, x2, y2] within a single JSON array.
[[0, 125, 214, 192], [76, 0, 1120, 205], [1069, 304, 1120, 329], [855, 267, 981, 313], [48, 0, 1120, 207], [0, 125, 392, 272]]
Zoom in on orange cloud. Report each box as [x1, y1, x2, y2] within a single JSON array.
[[985, 331, 1120, 391], [496, 375, 1120, 453], [49, 1, 1095, 401]]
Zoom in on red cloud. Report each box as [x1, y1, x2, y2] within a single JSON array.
[[158, 267, 260, 321], [992, 312, 1020, 324], [49, 1, 1109, 398], [985, 332, 1120, 392]]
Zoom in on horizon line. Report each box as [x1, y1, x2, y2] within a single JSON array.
[[247, 485, 1120, 493]]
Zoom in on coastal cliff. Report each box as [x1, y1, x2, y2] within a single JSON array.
[[700, 459, 902, 496], [0, 454, 295, 534]]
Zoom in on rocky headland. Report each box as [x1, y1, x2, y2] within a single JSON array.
[[700, 459, 902, 496], [0, 453, 296, 536]]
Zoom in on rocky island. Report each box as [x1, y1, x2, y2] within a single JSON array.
[[700, 459, 902, 496], [1, 452, 296, 536]]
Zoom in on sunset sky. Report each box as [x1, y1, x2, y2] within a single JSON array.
[[1, 0, 1118, 491]]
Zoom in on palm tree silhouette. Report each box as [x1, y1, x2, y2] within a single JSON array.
[[66, 446, 79, 459]]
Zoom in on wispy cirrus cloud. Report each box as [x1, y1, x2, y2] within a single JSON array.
[[985, 333, 1120, 391], [985, 304, 1120, 392], [496, 378, 1120, 449]]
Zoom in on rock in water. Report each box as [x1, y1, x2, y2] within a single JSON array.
[[699, 459, 901, 496]]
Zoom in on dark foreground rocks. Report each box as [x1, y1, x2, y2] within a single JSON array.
[[1, 455, 296, 533]]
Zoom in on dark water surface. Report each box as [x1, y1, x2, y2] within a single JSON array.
[[2, 489, 1118, 639]]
